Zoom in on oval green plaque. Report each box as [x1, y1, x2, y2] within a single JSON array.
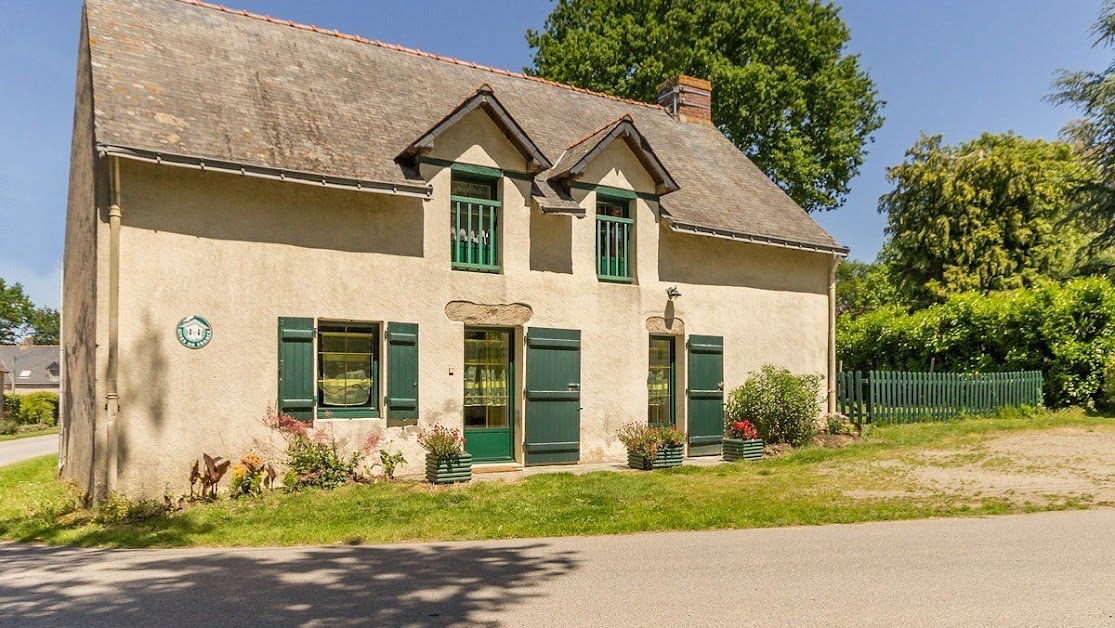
[[176, 315, 212, 349]]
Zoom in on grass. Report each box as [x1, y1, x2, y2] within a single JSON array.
[[0, 426, 58, 442], [0, 408, 1110, 548]]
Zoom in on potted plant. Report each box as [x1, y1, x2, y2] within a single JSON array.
[[618, 423, 686, 470], [723, 419, 763, 462], [419, 425, 472, 484]]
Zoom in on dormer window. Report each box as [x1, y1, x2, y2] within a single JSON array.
[[596, 192, 634, 282], [450, 170, 501, 273]]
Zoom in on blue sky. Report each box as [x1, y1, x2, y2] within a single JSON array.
[[0, 0, 1107, 309]]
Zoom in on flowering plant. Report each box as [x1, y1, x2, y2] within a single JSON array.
[[823, 413, 855, 436], [264, 407, 381, 490], [230, 453, 266, 498], [617, 423, 686, 459], [418, 425, 466, 458], [727, 420, 759, 440]]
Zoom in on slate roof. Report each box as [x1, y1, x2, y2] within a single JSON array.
[[0, 345, 61, 389], [83, 0, 847, 254]]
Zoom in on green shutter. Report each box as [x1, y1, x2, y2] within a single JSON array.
[[278, 317, 315, 421], [386, 322, 419, 425]]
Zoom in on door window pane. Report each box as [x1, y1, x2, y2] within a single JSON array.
[[318, 324, 377, 409], [464, 329, 511, 428], [648, 337, 674, 426]]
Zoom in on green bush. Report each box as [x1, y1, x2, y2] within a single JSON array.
[[0, 419, 17, 435], [727, 365, 822, 447], [838, 277, 1115, 408], [18, 392, 58, 426], [1103, 353, 1115, 410], [1, 394, 20, 422]]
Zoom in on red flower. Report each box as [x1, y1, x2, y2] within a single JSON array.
[[729, 420, 758, 440]]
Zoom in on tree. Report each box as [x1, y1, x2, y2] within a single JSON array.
[[0, 279, 34, 345], [29, 307, 59, 345], [525, 0, 884, 213], [1049, 0, 1115, 258], [880, 133, 1093, 307], [835, 257, 899, 318]]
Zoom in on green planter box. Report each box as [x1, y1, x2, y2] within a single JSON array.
[[627, 444, 684, 470], [723, 438, 764, 462], [425, 453, 473, 484]]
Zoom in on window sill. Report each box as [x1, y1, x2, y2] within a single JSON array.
[[597, 274, 634, 284], [315, 409, 381, 420], [452, 263, 501, 274]]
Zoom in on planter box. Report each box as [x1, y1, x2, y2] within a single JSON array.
[[425, 453, 473, 484], [723, 438, 764, 462], [627, 444, 684, 470]]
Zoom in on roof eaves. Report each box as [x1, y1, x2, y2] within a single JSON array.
[[97, 144, 433, 199], [398, 85, 553, 174], [665, 218, 850, 256]]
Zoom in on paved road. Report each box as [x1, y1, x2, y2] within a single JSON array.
[[1, 510, 1113, 627], [0, 434, 57, 467]]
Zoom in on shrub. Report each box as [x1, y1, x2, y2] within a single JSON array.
[[1104, 353, 1115, 411], [0, 419, 17, 435], [823, 413, 855, 435], [19, 392, 58, 426], [838, 277, 1115, 408], [378, 448, 406, 480], [1, 393, 20, 421], [727, 365, 822, 447], [266, 410, 380, 490], [616, 423, 685, 459], [418, 425, 466, 459]]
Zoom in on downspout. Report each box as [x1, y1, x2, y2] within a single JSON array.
[[827, 253, 840, 414], [105, 156, 121, 496]]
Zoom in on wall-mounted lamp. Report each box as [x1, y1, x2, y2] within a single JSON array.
[[666, 286, 682, 300]]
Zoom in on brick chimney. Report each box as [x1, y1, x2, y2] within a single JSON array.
[[656, 75, 713, 125]]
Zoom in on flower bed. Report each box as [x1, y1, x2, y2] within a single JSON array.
[[618, 423, 686, 470]]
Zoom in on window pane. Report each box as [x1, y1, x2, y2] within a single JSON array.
[[318, 324, 377, 409], [452, 178, 495, 200], [463, 329, 511, 428], [648, 337, 673, 426]]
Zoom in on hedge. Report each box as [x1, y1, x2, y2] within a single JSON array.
[[1, 391, 59, 426], [838, 277, 1115, 408]]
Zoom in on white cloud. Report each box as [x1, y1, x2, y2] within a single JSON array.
[[1, 260, 61, 309]]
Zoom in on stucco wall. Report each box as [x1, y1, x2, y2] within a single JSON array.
[[99, 109, 830, 498], [60, 12, 101, 499]]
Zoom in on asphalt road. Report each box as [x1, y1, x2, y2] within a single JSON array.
[[0, 434, 57, 467], [2, 509, 1113, 627]]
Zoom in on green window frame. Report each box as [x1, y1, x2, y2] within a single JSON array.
[[596, 193, 633, 282], [648, 336, 675, 427], [451, 171, 501, 273], [317, 322, 379, 419]]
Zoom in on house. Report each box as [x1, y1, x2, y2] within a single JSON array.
[[0, 343, 62, 395], [61, 0, 848, 501]]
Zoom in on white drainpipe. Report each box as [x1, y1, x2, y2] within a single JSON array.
[[105, 156, 122, 496]]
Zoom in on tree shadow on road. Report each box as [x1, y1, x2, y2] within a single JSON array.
[[0, 540, 578, 627]]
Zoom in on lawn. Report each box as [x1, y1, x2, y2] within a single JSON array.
[[0, 427, 58, 442], [1, 408, 1110, 548]]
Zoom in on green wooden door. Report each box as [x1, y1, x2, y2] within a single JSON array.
[[687, 335, 724, 456], [524, 328, 581, 465], [463, 328, 514, 462]]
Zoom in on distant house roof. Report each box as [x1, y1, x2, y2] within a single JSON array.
[[0, 345, 61, 389], [83, 0, 847, 255]]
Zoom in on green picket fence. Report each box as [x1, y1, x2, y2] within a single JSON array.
[[836, 370, 1044, 425]]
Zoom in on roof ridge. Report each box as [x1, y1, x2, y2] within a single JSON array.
[[566, 113, 634, 149], [171, 0, 664, 111]]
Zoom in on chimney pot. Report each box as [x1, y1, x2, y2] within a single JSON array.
[[656, 75, 713, 125]]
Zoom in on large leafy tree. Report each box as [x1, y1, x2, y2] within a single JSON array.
[[835, 257, 900, 318], [0, 279, 34, 345], [526, 0, 884, 212], [29, 307, 59, 345], [1049, 0, 1115, 258], [880, 133, 1093, 307]]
